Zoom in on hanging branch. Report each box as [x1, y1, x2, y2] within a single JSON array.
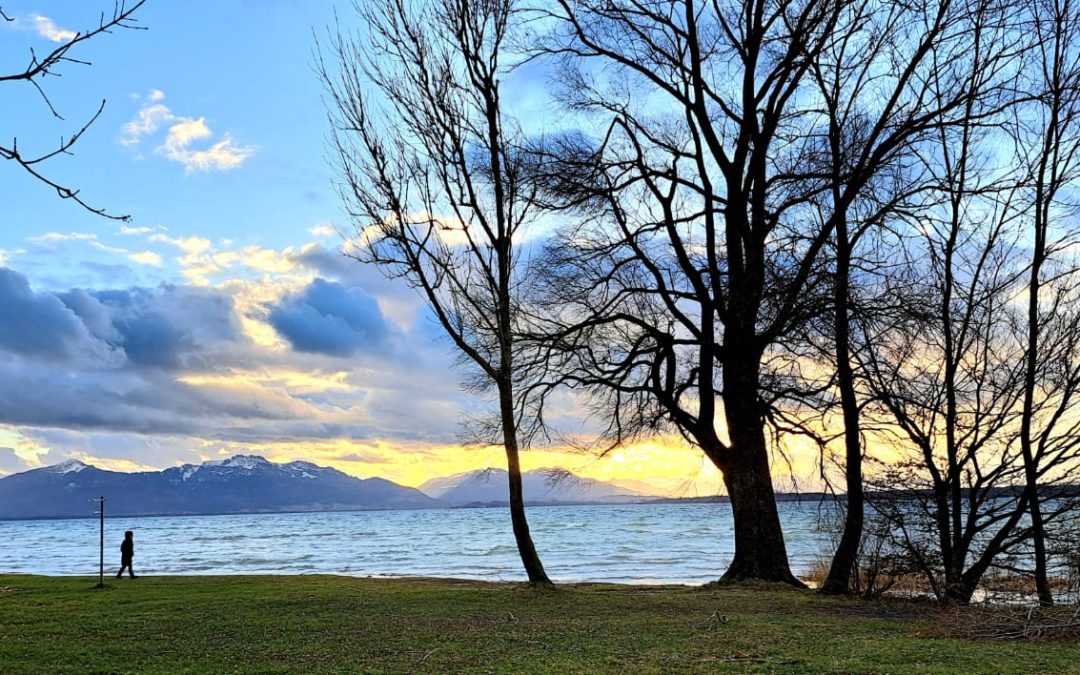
[[0, 1, 147, 221]]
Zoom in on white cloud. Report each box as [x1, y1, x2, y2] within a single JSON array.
[[29, 232, 99, 243], [28, 14, 76, 43], [128, 251, 162, 266], [150, 234, 213, 256], [163, 117, 213, 149], [162, 133, 255, 173], [119, 226, 156, 236], [309, 223, 336, 238], [120, 103, 174, 146], [120, 91, 256, 172]]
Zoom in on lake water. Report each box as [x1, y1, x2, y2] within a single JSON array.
[[0, 503, 833, 584]]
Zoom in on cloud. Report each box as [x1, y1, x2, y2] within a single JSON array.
[[309, 223, 336, 237], [0, 268, 103, 360], [128, 251, 162, 266], [78, 285, 243, 369], [162, 134, 256, 173], [0, 447, 33, 476], [28, 231, 99, 245], [120, 103, 174, 146], [150, 234, 212, 256], [28, 14, 76, 42], [268, 279, 392, 357], [0, 252, 474, 460], [289, 243, 423, 329], [119, 226, 156, 236], [149, 235, 292, 286], [120, 91, 256, 171], [163, 117, 212, 149]]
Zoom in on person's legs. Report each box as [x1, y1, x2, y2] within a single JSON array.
[[128, 563, 136, 579]]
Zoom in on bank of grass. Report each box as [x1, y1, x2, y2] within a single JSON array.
[[0, 574, 1077, 673]]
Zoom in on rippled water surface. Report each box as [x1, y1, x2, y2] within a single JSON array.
[[0, 503, 833, 583]]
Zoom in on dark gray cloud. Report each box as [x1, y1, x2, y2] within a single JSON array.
[[74, 285, 242, 369], [0, 265, 490, 458], [268, 278, 391, 356], [0, 267, 98, 360], [290, 244, 418, 301]]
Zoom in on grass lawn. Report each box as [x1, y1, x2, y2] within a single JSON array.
[[0, 574, 1077, 673]]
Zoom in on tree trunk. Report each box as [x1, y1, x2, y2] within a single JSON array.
[[821, 213, 864, 595], [1029, 491, 1053, 606], [1023, 172, 1054, 606], [718, 353, 801, 585], [944, 577, 977, 605], [499, 380, 552, 586]]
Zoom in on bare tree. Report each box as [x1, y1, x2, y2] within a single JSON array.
[[522, 0, 1000, 584], [803, 0, 1021, 594], [1013, 0, 1080, 606], [853, 0, 1080, 605], [320, 0, 551, 584], [855, 0, 1045, 602], [1, 2, 146, 220]]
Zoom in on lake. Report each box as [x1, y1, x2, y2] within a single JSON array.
[[0, 502, 834, 584]]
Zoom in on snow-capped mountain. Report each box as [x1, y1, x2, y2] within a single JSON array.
[[420, 467, 648, 506], [0, 455, 436, 519]]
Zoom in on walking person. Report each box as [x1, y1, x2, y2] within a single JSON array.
[[115, 530, 137, 579]]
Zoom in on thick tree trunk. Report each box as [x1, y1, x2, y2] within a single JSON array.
[[719, 445, 800, 584], [943, 577, 977, 605], [499, 381, 551, 586], [718, 354, 801, 585]]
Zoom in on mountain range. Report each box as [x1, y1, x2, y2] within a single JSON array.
[[0, 455, 651, 519], [421, 467, 644, 506]]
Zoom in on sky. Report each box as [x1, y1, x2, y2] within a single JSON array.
[[0, 1, 824, 496]]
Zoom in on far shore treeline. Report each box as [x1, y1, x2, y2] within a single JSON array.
[[5, 0, 1080, 608]]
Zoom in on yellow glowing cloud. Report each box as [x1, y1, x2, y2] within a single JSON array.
[[179, 369, 353, 395], [128, 251, 162, 266]]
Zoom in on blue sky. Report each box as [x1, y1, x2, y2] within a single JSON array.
[[0, 1, 741, 495]]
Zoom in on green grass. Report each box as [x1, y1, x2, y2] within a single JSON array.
[[0, 575, 1077, 673]]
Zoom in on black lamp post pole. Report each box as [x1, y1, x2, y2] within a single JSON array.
[[96, 496, 105, 588]]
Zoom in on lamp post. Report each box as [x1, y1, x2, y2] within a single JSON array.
[[94, 496, 105, 588]]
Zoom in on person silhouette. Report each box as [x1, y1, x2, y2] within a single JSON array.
[[116, 530, 137, 579]]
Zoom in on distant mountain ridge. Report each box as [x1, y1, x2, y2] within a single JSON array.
[[0, 456, 656, 520], [420, 467, 647, 506], [0, 455, 436, 519]]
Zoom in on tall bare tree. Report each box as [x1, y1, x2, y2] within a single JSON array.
[[523, 0, 995, 583], [1, 2, 146, 220], [320, 0, 551, 584], [1014, 0, 1080, 605], [804, 0, 1018, 594], [852, 0, 1080, 605]]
